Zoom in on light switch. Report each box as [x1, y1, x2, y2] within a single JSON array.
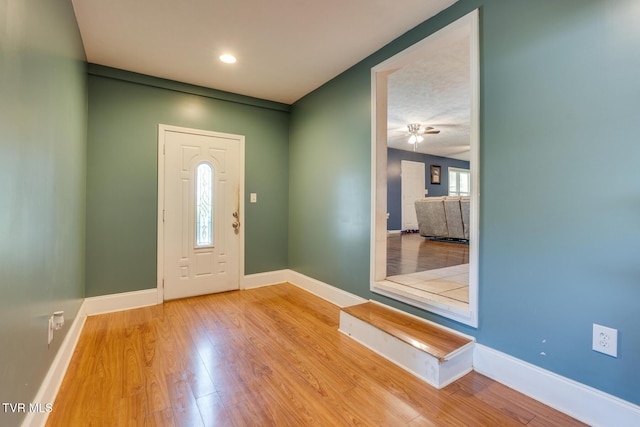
[[250, 193, 257, 203]]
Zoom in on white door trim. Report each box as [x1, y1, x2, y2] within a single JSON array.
[[369, 9, 479, 327], [157, 124, 245, 302]]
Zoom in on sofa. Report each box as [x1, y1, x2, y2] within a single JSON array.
[[414, 196, 470, 240]]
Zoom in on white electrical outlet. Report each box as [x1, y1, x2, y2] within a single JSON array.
[[250, 193, 257, 203], [592, 323, 617, 357], [48, 316, 54, 345]]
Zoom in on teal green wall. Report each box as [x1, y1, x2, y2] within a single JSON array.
[[0, 0, 86, 424], [86, 67, 289, 297], [288, 65, 371, 293], [290, 0, 640, 405]]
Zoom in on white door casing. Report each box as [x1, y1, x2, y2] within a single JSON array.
[[157, 125, 244, 301], [401, 160, 425, 231], [371, 10, 479, 327]]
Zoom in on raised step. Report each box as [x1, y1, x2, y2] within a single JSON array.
[[339, 302, 474, 389]]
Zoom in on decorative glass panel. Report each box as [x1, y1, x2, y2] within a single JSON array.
[[195, 163, 213, 247]]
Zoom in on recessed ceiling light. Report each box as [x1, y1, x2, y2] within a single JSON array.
[[219, 54, 237, 64]]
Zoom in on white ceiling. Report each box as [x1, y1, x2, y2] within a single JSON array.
[[72, 0, 458, 105], [72, 0, 469, 160], [387, 33, 471, 160]]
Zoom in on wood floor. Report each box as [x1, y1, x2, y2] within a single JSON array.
[[387, 233, 469, 276], [47, 284, 586, 426]]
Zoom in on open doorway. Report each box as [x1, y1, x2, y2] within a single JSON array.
[[370, 10, 479, 327]]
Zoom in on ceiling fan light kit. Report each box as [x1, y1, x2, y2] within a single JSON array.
[[407, 123, 425, 150]]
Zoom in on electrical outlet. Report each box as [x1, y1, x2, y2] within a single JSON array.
[[48, 316, 54, 345], [592, 324, 617, 357]]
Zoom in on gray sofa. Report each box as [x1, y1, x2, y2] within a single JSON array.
[[414, 196, 470, 240]]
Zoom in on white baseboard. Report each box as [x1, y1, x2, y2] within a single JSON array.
[[474, 344, 640, 427], [286, 269, 367, 307], [22, 302, 88, 427], [242, 269, 288, 289], [84, 288, 158, 316]]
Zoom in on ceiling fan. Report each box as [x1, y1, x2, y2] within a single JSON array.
[[407, 123, 440, 150]]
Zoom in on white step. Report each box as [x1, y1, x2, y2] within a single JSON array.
[[339, 302, 474, 389]]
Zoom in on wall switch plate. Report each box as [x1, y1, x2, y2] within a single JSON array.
[[250, 193, 257, 203], [592, 324, 617, 357], [48, 316, 54, 345]]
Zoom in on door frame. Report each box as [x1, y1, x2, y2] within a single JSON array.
[[369, 10, 479, 327], [156, 124, 245, 303]]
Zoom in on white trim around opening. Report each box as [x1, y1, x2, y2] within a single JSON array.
[[369, 9, 480, 327]]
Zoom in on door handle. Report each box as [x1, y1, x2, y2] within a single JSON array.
[[232, 212, 240, 232]]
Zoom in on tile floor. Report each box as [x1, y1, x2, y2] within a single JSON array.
[[387, 263, 470, 305]]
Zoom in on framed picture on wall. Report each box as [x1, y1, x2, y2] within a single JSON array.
[[430, 165, 441, 184]]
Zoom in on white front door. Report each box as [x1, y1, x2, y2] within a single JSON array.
[[401, 160, 425, 231], [160, 125, 242, 300]]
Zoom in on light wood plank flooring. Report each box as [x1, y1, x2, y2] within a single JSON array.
[[47, 283, 586, 426]]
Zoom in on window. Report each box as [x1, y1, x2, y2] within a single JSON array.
[[195, 162, 213, 247], [449, 168, 470, 197]]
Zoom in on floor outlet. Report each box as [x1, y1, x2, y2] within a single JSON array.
[[48, 316, 54, 345], [592, 323, 617, 357]]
